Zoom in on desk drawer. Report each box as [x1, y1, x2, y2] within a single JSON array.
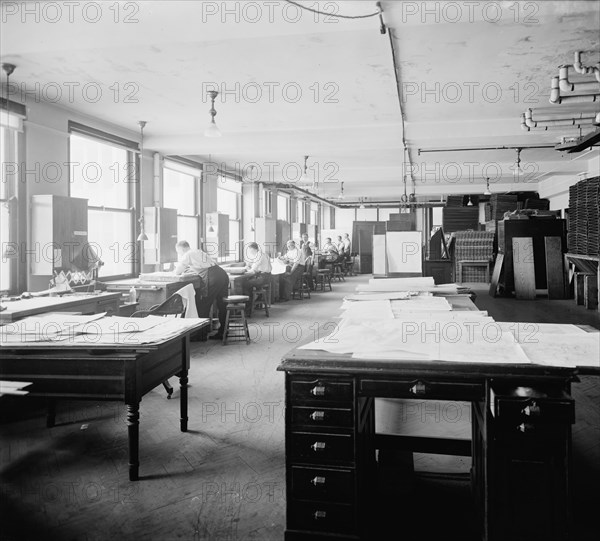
[[291, 406, 353, 428], [290, 377, 353, 405], [360, 378, 483, 401], [291, 466, 354, 503], [490, 386, 575, 425], [291, 431, 354, 464], [289, 500, 356, 534]]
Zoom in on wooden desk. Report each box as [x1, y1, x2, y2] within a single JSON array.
[[105, 276, 201, 312], [0, 317, 208, 481], [278, 333, 597, 540], [0, 292, 121, 323]]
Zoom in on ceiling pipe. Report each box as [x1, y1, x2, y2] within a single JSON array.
[[523, 108, 596, 128], [573, 51, 600, 81], [559, 65, 600, 92], [521, 114, 590, 131], [550, 76, 600, 104]]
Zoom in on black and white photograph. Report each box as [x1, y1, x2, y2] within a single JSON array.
[[1, 1, 599, 539]]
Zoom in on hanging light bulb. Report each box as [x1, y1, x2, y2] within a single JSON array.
[[299, 155, 310, 186], [204, 90, 222, 137], [467, 195, 474, 206], [337, 181, 345, 200], [484, 177, 492, 196], [136, 120, 148, 241], [359, 197, 365, 210]]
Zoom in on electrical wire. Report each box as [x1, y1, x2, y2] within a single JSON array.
[[284, 0, 382, 20]]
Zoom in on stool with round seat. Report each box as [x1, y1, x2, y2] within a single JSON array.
[[330, 261, 346, 282], [250, 285, 270, 317], [222, 295, 250, 345], [315, 268, 332, 291]]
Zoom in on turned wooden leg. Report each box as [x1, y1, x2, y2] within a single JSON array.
[[46, 399, 57, 428], [126, 403, 140, 481], [180, 368, 188, 432]]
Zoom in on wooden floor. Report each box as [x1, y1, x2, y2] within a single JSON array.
[[1, 277, 598, 540]]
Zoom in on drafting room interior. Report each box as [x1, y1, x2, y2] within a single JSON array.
[[0, 1, 599, 541]]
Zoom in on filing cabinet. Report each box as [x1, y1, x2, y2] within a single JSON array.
[[480, 382, 575, 541], [285, 374, 366, 540]]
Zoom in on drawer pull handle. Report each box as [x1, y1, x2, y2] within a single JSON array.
[[310, 411, 325, 422], [311, 441, 326, 452], [409, 381, 427, 396], [310, 385, 326, 397], [313, 510, 327, 520], [311, 476, 326, 486], [518, 422, 535, 433], [523, 401, 541, 417]]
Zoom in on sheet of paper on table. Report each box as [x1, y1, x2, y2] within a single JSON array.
[[0, 312, 107, 340], [497, 322, 599, 368], [339, 300, 394, 319], [0, 380, 32, 397]]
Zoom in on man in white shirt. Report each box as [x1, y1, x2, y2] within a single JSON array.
[[241, 242, 272, 314], [279, 240, 305, 301], [174, 240, 229, 339]]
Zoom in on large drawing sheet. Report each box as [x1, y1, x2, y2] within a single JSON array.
[[372, 234, 386, 275], [385, 231, 423, 273]]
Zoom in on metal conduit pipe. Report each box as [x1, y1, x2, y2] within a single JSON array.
[[524, 108, 596, 126], [559, 65, 600, 92], [521, 114, 590, 131], [573, 51, 600, 81], [550, 76, 600, 104]]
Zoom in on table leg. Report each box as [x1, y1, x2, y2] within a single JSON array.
[[126, 403, 140, 481], [46, 399, 56, 428], [180, 367, 188, 432]]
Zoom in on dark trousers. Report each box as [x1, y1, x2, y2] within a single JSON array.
[[195, 265, 229, 333], [242, 273, 271, 313], [280, 264, 305, 300]]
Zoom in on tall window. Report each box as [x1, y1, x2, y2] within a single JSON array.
[[163, 160, 200, 249], [310, 202, 319, 225], [69, 124, 136, 278], [296, 199, 305, 223], [0, 99, 25, 294], [217, 175, 242, 261], [277, 194, 289, 221]]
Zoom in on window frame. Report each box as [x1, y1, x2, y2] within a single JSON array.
[[68, 122, 138, 281], [216, 174, 242, 262]]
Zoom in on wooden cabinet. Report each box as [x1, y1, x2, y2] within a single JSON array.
[[285, 374, 366, 540], [497, 218, 566, 295], [143, 207, 178, 264], [31, 195, 89, 276], [423, 259, 453, 284]]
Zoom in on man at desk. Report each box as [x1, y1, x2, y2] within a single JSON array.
[[278, 240, 306, 301], [241, 242, 272, 314], [174, 240, 229, 339]]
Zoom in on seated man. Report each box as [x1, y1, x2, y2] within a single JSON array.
[[174, 240, 229, 339], [241, 242, 272, 314], [278, 239, 305, 301], [320, 237, 339, 268]]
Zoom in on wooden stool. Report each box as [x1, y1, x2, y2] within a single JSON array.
[[315, 269, 332, 291], [457, 259, 490, 284], [250, 286, 270, 317], [331, 262, 346, 282], [343, 257, 355, 277], [222, 295, 250, 345], [292, 274, 311, 300]]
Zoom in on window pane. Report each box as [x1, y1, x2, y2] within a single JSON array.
[[277, 194, 288, 221], [296, 200, 304, 222], [0, 203, 10, 291], [217, 188, 238, 219], [164, 168, 196, 215], [178, 216, 198, 249], [70, 134, 130, 208], [217, 175, 241, 193], [229, 219, 240, 260], [88, 209, 134, 278]]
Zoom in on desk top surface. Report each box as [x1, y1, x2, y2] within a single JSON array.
[[0, 292, 122, 322]]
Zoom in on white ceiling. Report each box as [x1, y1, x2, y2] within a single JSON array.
[[2, 1, 599, 202]]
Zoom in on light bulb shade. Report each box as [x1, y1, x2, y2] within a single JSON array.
[[467, 196, 473, 206], [204, 120, 222, 138], [208, 225, 215, 233], [484, 189, 492, 196], [137, 231, 148, 241]]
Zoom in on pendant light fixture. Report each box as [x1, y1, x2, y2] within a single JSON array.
[[1, 63, 17, 263], [467, 195, 474, 206], [298, 155, 311, 186], [337, 181, 345, 200], [204, 90, 222, 137], [483, 177, 492, 196], [136, 120, 148, 242]]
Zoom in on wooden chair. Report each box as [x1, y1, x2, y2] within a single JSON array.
[[131, 293, 187, 398]]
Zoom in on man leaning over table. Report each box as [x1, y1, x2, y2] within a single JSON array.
[[174, 240, 229, 340], [241, 242, 272, 315]]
